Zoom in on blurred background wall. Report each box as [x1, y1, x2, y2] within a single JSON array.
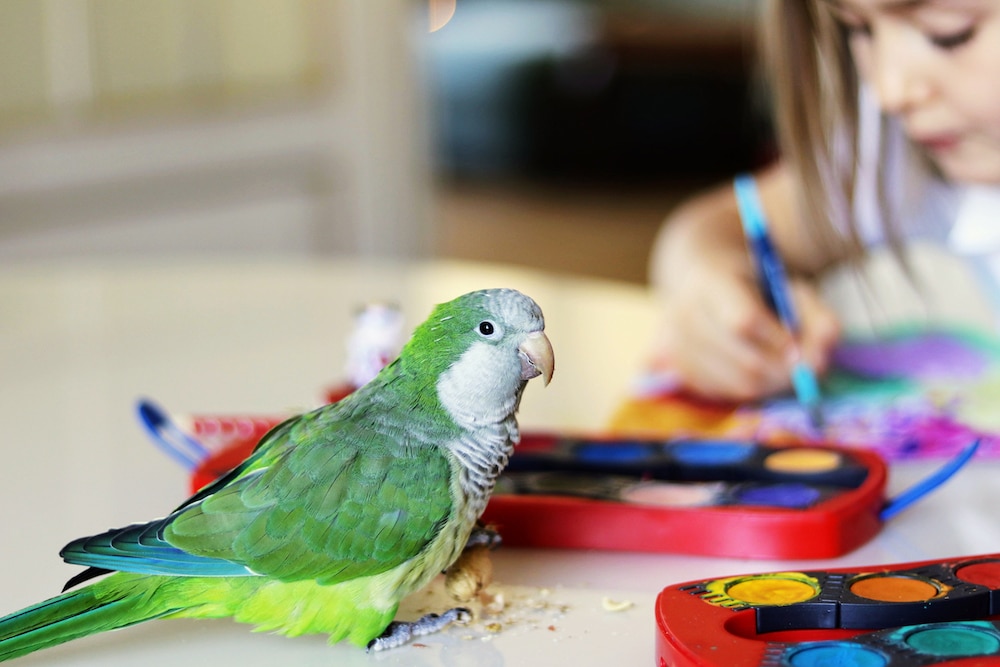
[[429, 0, 768, 283], [0, 0, 768, 282], [0, 0, 431, 261]]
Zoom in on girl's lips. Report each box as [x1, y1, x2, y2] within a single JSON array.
[[915, 134, 961, 152]]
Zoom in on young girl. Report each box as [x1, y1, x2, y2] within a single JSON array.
[[651, 0, 1000, 402]]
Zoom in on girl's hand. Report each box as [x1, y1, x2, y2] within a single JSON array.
[[657, 262, 841, 403]]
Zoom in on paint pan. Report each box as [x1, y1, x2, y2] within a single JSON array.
[[703, 573, 822, 608], [763, 448, 841, 474], [656, 553, 1000, 667]]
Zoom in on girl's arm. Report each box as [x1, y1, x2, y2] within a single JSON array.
[[649, 162, 843, 401]]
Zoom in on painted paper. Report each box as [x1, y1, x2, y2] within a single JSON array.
[[613, 326, 1000, 459]]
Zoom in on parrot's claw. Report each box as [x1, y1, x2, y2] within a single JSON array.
[[367, 607, 471, 652], [465, 526, 502, 551]]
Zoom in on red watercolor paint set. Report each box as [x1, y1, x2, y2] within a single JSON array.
[[480, 434, 888, 559], [656, 553, 1000, 666]]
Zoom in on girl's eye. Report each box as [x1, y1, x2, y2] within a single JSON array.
[[844, 21, 872, 39], [929, 26, 976, 50]]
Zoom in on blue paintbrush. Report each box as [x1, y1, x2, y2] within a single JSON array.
[[733, 173, 825, 430]]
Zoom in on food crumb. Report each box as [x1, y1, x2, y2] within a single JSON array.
[[601, 597, 634, 612], [480, 590, 505, 615]]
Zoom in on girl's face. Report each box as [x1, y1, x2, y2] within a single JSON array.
[[831, 0, 1000, 184]]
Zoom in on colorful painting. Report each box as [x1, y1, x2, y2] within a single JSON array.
[[612, 326, 1000, 460]]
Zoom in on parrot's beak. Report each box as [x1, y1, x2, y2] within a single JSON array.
[[519, 331, 554, 385]]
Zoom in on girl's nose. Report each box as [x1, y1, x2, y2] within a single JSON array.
[[869, 25, 934, 115]]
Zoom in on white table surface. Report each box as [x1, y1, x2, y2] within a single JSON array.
[[2, 258, 1000, 666]]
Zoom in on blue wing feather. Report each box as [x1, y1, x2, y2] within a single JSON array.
[[60, 518, 253, 577]]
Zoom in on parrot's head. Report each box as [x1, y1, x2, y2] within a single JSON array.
[[402, 288, 554, 427]]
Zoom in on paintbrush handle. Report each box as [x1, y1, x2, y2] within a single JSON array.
[[733, 174, 801, 332], [733, 174, 824, 428]]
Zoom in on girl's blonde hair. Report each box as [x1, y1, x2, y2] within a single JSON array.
[[759, 0, 909, 265]]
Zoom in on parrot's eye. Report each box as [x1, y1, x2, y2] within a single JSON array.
[[478, 321, 496, 336]]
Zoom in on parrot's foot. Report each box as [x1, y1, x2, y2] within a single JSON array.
[[367, 607, 471, 652], [465, 525, 502, 551]]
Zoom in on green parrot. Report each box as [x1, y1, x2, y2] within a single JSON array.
[[0, 288, 553, 660]]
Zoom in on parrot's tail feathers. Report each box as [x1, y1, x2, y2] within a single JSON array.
[[0, 582, 174, 662]]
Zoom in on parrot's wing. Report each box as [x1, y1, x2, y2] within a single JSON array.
[[63, 404, 456, 585]]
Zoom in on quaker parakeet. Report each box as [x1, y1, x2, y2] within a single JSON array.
[[0, 288, 553, 661]]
